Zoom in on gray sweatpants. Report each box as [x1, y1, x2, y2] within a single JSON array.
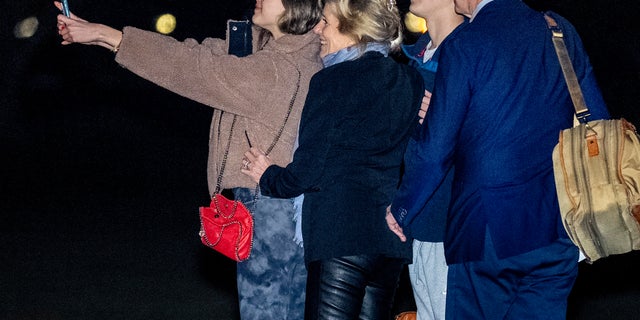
[[409, 240, 448, 320]]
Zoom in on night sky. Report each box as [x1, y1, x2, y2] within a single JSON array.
[[2, 1, 638, 149], [2, 0, 638, 200], [1, 0, 639, 318]]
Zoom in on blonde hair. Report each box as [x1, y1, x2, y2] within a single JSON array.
[[324, 0, 403, 51]]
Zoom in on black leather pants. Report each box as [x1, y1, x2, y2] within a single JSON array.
[[305, 254, 405, 320]]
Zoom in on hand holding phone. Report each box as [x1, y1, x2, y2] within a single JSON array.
[[61, 0, 71, 17]]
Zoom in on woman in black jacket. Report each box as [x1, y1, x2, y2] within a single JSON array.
[[242, 0, 423, 318]]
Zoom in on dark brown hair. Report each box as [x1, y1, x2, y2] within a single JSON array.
[[279, 0, 324, 34]]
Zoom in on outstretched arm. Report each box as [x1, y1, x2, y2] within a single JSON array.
[[54, 1, 122, 51]]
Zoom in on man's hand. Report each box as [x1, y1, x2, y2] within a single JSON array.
[[418, 90, 432, 125], [385, 205, 406, 242]]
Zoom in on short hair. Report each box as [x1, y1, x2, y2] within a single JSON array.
[[279, 0, 324, 34], [323, 0, 403, 50]]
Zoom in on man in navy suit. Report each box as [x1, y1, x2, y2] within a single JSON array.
[[386, 0, 610, 318]]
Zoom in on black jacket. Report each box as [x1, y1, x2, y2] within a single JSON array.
[[260, 51, 423, 263]]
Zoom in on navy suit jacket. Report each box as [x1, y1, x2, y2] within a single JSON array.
[[391, 0, 610, 264], [400, 22, 467, 242]]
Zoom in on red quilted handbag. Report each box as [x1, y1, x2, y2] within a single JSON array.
[[199, 194, 254, 262]]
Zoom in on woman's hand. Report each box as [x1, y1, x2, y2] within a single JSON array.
[[54, 1, 123, 51], [241, 147, 273, 184]]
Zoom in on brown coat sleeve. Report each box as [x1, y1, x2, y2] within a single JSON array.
[[114, 26, 294, 120]]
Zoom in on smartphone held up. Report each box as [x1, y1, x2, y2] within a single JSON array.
[[61, 0, 71, 17]]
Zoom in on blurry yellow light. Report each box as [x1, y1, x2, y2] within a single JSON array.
[[405, 12, 427, 34], [14, 16, 39, 39], [155, 13, 177, 35]]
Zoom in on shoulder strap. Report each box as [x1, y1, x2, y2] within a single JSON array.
[[214, 63, 301, 193], [543, 13, 591, 123], [214, 115, 237, 194], [264, 64, 301, 155]]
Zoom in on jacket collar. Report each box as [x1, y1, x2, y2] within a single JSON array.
[[265, 31, 320, 54], [402, 32, 432, 65]]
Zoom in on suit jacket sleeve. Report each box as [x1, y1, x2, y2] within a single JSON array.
[[390, 43, 468, 227]]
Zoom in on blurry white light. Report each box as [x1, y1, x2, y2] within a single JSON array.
[[155, 13, 177, 35], [14, 16, 39, 39]]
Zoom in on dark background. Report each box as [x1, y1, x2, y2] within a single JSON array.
[[1, 0, 639, 319]]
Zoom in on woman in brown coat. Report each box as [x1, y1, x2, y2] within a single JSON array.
[[55, 0, 323, 318]]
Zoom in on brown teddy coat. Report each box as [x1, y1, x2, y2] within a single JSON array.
[[115, 24, 322, 192]]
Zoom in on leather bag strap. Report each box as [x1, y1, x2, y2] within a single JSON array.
[[543, 13, 591, 123]]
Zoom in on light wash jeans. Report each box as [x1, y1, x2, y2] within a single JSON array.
[[234, 188, 306, 320]]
